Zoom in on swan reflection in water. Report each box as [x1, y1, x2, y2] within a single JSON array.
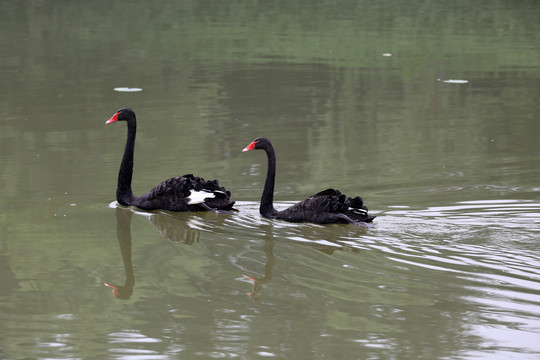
[[104, 207, 135, 299], [105, 205, 369, 300], [105, 205, 276, 301], [104, 206, 203, 299], [241, 222, 368, 301], [242, 225, 275, 302]]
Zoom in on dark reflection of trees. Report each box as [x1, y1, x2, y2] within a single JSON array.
[[104, 206, 203, 299]]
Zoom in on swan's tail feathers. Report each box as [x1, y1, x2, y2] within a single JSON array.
[[313, 188, 341, 197], [201, 187, 236, 211], [347, 196, 376, 223], [348, 196, 365, 209], [351, 207, 368, 215], [178, 174, 235, 211], [203, 182, 236, 211]]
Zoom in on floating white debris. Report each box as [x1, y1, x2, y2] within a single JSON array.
[[382, 53, 392, 57], [114, 87, 143, 92], [438, 79, 469, 84], [56, 314, 74, 320]]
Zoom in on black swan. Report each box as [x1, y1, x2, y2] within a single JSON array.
[[106, 108, 235, 212], [242, 137, 375, 225]]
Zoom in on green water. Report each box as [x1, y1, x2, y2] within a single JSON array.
[[1, 1, 540, 359]]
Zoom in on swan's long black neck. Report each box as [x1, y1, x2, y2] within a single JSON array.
[[117, 119, 136, 206], [261, 145, 278, 218]]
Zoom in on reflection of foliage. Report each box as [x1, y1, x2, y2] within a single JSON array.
[[2, 0, 538, 207], [22, 4, 540, 62], [1, 3, 536, 357], [1, 0, 539, 223], [2, 0, 538, 83]]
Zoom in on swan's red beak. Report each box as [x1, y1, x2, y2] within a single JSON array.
[[242, 141, 257, 152], [106, 112, 119, 124]]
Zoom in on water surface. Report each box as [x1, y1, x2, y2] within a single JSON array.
[[1, 1, 540, 359]]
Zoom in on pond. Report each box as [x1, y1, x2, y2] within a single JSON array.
[[1, 1, 540, 359]]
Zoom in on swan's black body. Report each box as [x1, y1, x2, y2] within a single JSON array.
[[107, 108, 235, 212], [242, 137, 375, 225]]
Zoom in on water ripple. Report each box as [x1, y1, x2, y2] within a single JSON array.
[[103, 197, 540, 358]]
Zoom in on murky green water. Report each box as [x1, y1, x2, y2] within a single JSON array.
[[1, 1, 540, 359]]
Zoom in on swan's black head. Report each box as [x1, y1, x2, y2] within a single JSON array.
[[106, 108, 136, 124], [242, 137, 272, 152]]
